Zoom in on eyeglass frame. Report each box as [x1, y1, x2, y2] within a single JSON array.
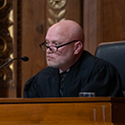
[[39, 40, 79, 53]]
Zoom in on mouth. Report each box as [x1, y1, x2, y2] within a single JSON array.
[[46, 56, 54, 60]]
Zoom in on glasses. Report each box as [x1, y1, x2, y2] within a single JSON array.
[[39, 40, 78, 53]]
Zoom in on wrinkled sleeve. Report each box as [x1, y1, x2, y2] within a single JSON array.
[[81, 63, 123, 97]]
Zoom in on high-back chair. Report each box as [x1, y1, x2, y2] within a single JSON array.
[[95, 41, 125, 97]]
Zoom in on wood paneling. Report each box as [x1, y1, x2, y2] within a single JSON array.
[[0, 97, 125, 124], [21, 0, 46, 96], [84, 0, 125, 55], [0, 97, 113, 124], [83, 0, 99, 55], [101, 0, 125, 42]]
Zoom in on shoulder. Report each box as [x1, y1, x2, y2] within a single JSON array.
[[25, 67, 58, 85], [81, 51, 118, 72], [37, 67, 58, 75]]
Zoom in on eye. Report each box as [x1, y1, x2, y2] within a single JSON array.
[[55, 42, 58, 46], [52, 41, 59, 46], [45, 41, 49, 45]]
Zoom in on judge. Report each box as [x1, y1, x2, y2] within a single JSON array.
[[23, 20, 123, 98]]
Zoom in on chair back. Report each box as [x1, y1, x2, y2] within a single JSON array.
[[95, 41, 125, 96]]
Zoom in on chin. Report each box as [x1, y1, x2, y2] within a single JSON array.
[[47, 61, 59, 68]]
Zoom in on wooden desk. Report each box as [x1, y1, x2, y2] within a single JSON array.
[[0, 97, 124, 125]]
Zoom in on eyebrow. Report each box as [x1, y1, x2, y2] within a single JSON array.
[[45, 40, 61, 44]]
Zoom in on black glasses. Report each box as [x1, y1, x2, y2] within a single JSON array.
[[39, 40, 78, 53]]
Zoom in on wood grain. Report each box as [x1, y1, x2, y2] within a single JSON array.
[[0, 97, 124, 124]]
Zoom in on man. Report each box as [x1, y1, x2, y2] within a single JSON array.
[[23, 20, 123, 98]]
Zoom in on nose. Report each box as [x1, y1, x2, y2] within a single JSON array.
[[46, 47, 52, 53]]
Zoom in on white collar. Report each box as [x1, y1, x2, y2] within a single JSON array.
[[59, 69, 70, 74]]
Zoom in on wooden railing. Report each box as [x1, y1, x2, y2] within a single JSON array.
[[0, 97, 125, 125]]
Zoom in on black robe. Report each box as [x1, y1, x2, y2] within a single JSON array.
[[23, 51, 123, 98]]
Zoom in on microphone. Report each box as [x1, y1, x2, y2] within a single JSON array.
[[0, 56, 29, 69]]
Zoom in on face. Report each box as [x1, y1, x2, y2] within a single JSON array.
[[45, 26, 76, 71]]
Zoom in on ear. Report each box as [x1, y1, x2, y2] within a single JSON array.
[[74, 41, 83, 55]]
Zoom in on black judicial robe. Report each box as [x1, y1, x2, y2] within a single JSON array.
[[23, 51, 123, 98]]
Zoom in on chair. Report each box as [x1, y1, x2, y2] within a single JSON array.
[[95, 41, 125, 97]]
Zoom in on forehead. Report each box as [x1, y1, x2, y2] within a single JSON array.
[[45, 25, 71, 42]]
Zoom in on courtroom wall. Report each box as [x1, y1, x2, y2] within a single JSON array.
[[0, 0, 125, 97]]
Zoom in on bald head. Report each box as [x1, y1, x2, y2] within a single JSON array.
[[45, 20, 84, 71], [46, 20, 84, 44]]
